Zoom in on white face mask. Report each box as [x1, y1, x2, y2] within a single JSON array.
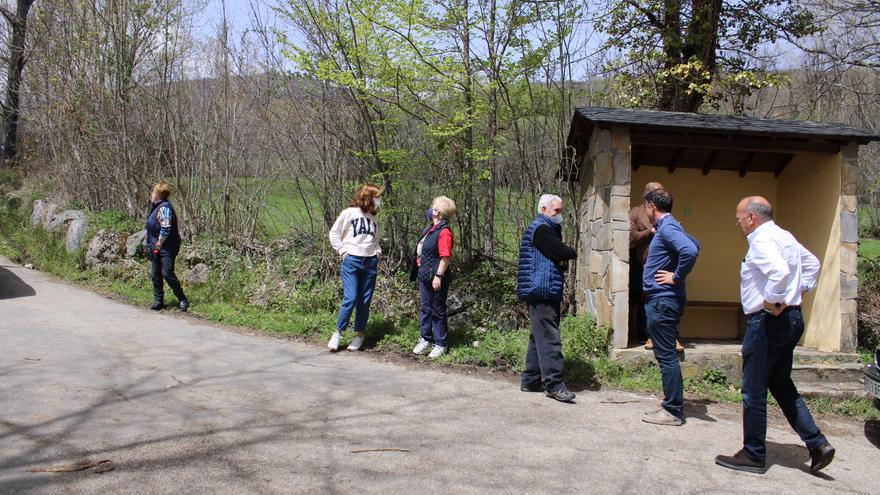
[[373, 197, 381, 208], [549, 214, 563, 225]]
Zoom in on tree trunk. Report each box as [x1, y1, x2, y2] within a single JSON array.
[[482, 0, 497, 256], [459, 0, 474, 266], [0, 0, 36, 167]]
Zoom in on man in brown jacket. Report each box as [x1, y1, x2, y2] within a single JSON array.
[[630, 182, 683, 351]]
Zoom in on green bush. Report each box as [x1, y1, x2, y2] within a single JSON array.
[[558, 314, 611, 383], [89, 209, 142, 235], [702, 367, 728, 386], [560, 314, 611, 358]]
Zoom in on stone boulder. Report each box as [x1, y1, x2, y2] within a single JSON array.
[[184, 249, 205, 266], [46, 209, 86, 233], [185, 263, 210, 284], [125, 230, 147, 258], [65, 216, 90, 253], [85, 229, 123, 268], [31, 200, 58, 228]]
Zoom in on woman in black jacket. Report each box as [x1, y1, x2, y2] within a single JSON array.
[[145, 182, 188, 311]]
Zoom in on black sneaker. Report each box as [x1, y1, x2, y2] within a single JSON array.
[[179, 299, 189, 312], [545, 386, 576, 402], [520, 382, 544, 393], [809, 442, 835, 473], [715, 449, 767, 474], [150, 300, 165, 311]]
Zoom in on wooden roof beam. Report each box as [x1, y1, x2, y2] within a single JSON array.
[[739, 151, 756, 177], [702, 149, 721, 176], [632, 145, 645, 171], [668, 147, 685, 173], [630, 130, 842, 155], [774, 154, 795, 177]]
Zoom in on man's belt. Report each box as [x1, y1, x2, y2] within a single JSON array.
[[746, 305, 801, 320]]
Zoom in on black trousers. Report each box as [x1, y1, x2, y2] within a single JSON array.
[[629, 248, 648, 343], [151, 254, 186, 303], [521, 300, 565, 392]]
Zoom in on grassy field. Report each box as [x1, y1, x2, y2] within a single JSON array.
[[861, 238, 880, 259]]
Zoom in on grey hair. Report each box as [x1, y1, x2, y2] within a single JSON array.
[[744, 199, 773, 220], [538, 194, 562, 213]]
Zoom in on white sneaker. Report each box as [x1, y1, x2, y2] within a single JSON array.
[[347, 333, 364, 351], [428, 345, 446, 358], [328, 331, 342, 351], [413, 338, 432, 355]]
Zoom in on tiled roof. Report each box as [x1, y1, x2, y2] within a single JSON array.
[[574, 107, 880, 143]]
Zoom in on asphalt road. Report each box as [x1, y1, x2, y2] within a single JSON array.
[[1, 257, 878, 494]]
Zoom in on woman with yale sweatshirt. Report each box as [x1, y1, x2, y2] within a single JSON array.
[[327, 183, 382, 352]]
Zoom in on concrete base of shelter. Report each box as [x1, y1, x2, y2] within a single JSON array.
[[611, 340, 865, 399]]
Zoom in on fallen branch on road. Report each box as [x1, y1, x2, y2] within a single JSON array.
[[26, 459, 114, 473], [350, 448, 410, 454]]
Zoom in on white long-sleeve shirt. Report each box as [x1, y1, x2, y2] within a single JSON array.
[[740, 221, 820, 314], [328, 207, 381, 257]]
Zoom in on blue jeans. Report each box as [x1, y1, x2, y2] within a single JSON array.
[[419, 279, 449, 347], [741, 308, 827, 462], [645, 296, 684, 419], [335, 255, 378, 332]]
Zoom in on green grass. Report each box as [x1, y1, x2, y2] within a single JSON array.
[[861, 238, 880, 259], [260, 180, 327, 239]]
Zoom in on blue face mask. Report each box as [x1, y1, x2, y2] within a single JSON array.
[[427, 208, 434, 221], [549, 214, 563, 225]]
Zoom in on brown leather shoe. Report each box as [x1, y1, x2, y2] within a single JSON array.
[[715, 449, 767, 474], [644, 339, 684, 351]]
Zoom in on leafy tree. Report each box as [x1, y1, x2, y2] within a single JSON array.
[[597, 0, 818, 112]]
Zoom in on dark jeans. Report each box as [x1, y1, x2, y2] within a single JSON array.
[[645, 296, 684, 418], [741, 308, 827, 462], [521, 300, 565, 392], [419, 279, 449, 347], [336, 255, 378, 332], [151, 254, 186, 303]]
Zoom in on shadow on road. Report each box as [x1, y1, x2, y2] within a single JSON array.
[[685, 400, 717, 423], [0, 265, 36, 300], [0, 348, 484, 495], [765, 440, 835, 480], [865, 419, 880, 449]]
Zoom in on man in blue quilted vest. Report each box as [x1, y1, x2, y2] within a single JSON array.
[[517, 194, 578, 402]]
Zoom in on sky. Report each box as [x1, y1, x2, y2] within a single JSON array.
[[196, 0, 284, 40]]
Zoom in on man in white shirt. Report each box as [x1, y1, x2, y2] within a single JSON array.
[[715, 196, 835, 474]]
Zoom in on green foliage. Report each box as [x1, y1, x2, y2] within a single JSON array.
[[860, 239, 880, 260], [442, 329, 529, 371], [702, 367, 728, 386], [806, 396, 880, 420], [0, 170, 23, 192], [561, 314, 611, 358], [88, 209, 142, 236], [598, 0, 818, 112]]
